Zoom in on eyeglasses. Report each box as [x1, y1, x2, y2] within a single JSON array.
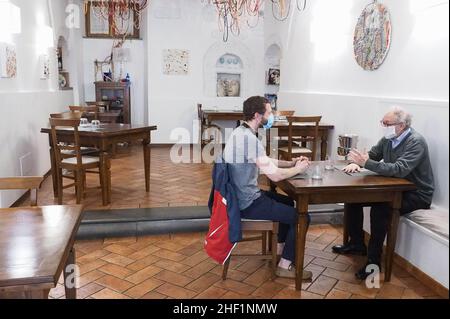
[[380, 120, 402, 127]]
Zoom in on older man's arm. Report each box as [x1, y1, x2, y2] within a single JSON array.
[[368, 139, 385, 162], [364, 138, 425, 178]]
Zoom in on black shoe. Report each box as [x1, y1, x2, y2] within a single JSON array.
[[355, 261, 381, 280], [332, 243, 367, 256]]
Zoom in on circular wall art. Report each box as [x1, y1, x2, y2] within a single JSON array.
[[353, 1, 392, 71]]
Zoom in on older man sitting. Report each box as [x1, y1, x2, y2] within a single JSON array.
[[332, 107, 435, 279]]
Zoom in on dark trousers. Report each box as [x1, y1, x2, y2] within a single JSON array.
[[346, 191, 430, 264], [241, 191, 311, 263]]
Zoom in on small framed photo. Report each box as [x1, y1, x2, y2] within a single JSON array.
[[265, 94, 278, 110], [267, 68, 280, 85]]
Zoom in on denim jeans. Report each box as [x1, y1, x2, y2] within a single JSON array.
[[241, 191, 311, 263]]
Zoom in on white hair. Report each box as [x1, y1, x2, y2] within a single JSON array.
[[390, 106, 412, 128]]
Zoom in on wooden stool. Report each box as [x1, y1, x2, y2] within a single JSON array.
[[222, 219, 279, 280]]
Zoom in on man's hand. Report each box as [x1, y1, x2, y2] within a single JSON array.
[[294, 157, 310, 173], [343, 163, 361, 173], [348, 149, 369, 167], [292, 156, 309, 166]]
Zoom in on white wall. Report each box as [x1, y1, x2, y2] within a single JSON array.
[[146, 0, 265, 144], [0, 0, 75, 207], [267, 0, 449, 208]]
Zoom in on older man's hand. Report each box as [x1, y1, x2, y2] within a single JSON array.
[[348, 149, 369, 167], [342, 163, 361, 173]]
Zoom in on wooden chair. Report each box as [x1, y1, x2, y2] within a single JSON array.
[[278, 116, 322, 161], [50, 112, 82, 119], [197, 103, 222, 146], [69, 105, 99, 120], [272, 110, 296, 148], [0, 176, 43, 206], [95, 101, 110, 112], [49, 118, 107, 204], [50, 113, 99, 155], [222, 220, 279, 280], [274, 110, 295, 117], [87, 101, 110, 111]]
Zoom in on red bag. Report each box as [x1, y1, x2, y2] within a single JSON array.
[[204, 190, 237, 264]]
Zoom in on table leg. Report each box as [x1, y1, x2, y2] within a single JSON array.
[[320, 133, 328, 161], [385, 192, 402, 282], [99, 150, 111, 205], [343, 204, 349, 245], [295, 195, 309, 291], [143, 137, 151, 192], [25, 289, 50, 299], [266, 130, 271, 156], [63, 248, 77, 299], [49, 147, 58, 198]]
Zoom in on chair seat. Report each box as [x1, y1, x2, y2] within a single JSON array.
[[62, 156, 100, 165], [62, 147, 99, 156], [278, 146, 313, 154]]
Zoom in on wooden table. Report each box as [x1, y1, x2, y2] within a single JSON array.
[[41, 124, 157, 206], [0, 205, 84, 299], [275, 164, 416, 290], [202, 109, 243, 123], [267, 121, 334, 161]]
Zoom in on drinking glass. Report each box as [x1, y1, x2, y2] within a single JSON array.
[[324, 155, 334, 170], [80, 118, 89, 126], [311, 163, 324, 180], [91, 120, 101, 128]]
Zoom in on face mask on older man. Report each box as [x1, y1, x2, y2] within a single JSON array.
[[382, 125, 397, 139]]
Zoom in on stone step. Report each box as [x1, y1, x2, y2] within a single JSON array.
[[77, 204, 344, 239]]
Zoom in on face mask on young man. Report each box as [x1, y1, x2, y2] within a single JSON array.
[[261, 113, 275, 130]]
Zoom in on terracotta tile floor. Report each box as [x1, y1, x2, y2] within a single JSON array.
[[49, 228, 442, 299], [31, 145, 442, 299]]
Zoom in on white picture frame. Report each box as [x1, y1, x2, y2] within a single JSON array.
[[163, 49, 189, 75], [39, 54, 50, 80], [0, 43, 17, 78]]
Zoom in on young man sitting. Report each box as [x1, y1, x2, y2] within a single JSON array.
[[223, 96, 312, 279]]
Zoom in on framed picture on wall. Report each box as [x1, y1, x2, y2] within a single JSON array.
[[0, 43, 17, 78], [265, 94, 278, 110], [267, 68, 280, 85], [85, 1, 140, 39]]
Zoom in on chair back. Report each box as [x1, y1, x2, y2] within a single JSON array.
[[197, 103, 205, 124], [49, 118, 83, 169], [0, 176, 43, 206], [286, 116, 322, 160], [50, 112, 83, 119], [275, 110, 295, 117], [69, 105, 99, 120]]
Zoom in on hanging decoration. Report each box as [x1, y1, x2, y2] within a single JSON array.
[[84, 0, 149, 45], [204, 0, 308, 41], [83, 1, 308, 44], [353, 1, 392, 71]]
